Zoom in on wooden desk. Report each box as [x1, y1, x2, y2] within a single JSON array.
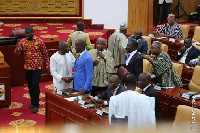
[[0, 41, 58, 87], [0, 62, 11, 107], [157, 88, 200, 121], [45, 91, 108, 127]]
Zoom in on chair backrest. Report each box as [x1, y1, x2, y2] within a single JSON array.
[[193, 26, 200, 42], [117, 66, 129, 84], [189, 65, 200, 92], [142, 36, 151, 55], [143, 59, 151, 73], [172, 63, 183, 78], [172, 105, 200, 132], [161, 44, 168, 53], [180, 25, 189, 39]]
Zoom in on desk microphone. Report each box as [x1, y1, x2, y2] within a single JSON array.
[[179, 90, 182, 97]]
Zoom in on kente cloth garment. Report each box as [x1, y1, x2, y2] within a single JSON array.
[[89, 49, 116, 87], [109, 90, 156, 130], [156, 22, 183, 38], [151, 52, 183, 87], [67, 31, 93, 58], [50, 51, 75, 92], [108, 32, 128, 64], [16, 36, 50, 70]]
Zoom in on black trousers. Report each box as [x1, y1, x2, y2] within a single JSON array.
[[26, 69, 42, 107], [159, 1, 171, 21]]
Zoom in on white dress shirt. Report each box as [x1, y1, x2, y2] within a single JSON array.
[[126, 50, 137, 66], [178, 46, 192, 63], [50, 51, 75, 95]]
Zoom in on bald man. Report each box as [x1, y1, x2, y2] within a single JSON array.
[[156, 14, 182, 38], [128, 30, 148, 54], [89, 38, 116, 96], [91, 75, 126, 105], [138, 72, 162, 121]]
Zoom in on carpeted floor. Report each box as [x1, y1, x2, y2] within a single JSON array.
[[0, 20, 107, 44], [0, 81, 54, 128]]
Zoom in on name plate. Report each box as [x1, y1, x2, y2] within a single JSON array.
[[95, 109, 103, 116], [181, 93, 190, 99], [168, 38, 176, 43], [78, 99, 86, 105]]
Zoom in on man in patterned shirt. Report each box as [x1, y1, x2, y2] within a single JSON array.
[[142, 42, 182, 88], [14, 26, 50, 114], [156, 14, 182, 38]]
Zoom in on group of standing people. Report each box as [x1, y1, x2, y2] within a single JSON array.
[[14, 16, 184, 115]]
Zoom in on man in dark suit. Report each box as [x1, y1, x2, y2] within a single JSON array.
[[128, 30, 148, 54], [116, 40, 143, 79], [138, 72, 162, 121], [67, 39, 93, 95], [91, 75, 126, 105], [176, 38, 200, 64]]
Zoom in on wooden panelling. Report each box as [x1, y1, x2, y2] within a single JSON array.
[[128, 0, 153, 35]]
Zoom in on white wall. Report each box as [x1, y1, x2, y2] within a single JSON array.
[[84, 0, 128, 31]]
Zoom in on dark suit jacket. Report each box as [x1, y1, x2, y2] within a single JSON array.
[[176, 46, 200, 64], [128, 36, 148, 54], [119, 52, 143, 79], [97, 84, 126, 101], [143, 84, 162, 121]]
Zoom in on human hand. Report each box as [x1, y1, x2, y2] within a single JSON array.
[[62, 77, 73, 83], [97, 51, 105, 59], [95, 99, 104, 104], [179, 46, 185, 53], [93, 60, 99, 66], [78, 88, 86, 95]]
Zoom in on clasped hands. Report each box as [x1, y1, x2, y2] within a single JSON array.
[[61, 77, 73, 83]]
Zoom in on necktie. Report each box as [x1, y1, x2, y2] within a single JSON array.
[[111, 89, 115, 96], [125, 54, 130, 63], [75, 54, 80, 66], [179, 49, 188, 62]]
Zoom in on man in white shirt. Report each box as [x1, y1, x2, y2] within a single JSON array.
[[91, 75, 126, 105], [50, 41, 75, 95], [176, 38, 200, 64]]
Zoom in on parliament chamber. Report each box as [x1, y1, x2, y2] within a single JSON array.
[[0, 0, 200, 132]]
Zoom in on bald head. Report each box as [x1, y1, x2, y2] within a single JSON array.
[[75, 39, 86, 53], [97, 37, 105, 44], [184, 38, 192, 49], [138, 72, 151, 89], [134, 30, 142, 40], [108, 75, 121, 89]]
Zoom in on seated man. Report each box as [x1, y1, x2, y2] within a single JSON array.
[[91, 75, 126, 105], [176, 38, 200, 64], [156, 14, 182, 38], [89, 37, 116, 96], [50, 41, 75, 95], [138, 72, 162, 121], [142, 42, 182, 87], [109, 73, 156, 130], [67, 21, 93, 58], [128, 30, 148, 54], [115, 40, 143, 79]]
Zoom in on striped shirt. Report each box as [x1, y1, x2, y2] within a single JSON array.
[[156, 22, 183, 38], [16, 36, 50, 70]]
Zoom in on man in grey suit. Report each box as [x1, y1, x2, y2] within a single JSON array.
[[91, 75, 126, 105]]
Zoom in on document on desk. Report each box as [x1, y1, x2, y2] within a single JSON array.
[[64, 97, 77, 101]]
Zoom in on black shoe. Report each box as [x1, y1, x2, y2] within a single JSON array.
[[158, 20, 162, 25], [29, 105, 34, 108], [33, 107, 38, 114]]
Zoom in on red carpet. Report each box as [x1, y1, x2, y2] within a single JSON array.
[[0, 81, 53, 128], [0, 20, 107, 44]]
